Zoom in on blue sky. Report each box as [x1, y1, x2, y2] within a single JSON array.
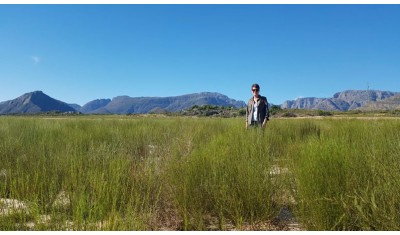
[[1, 4, 399, 105]]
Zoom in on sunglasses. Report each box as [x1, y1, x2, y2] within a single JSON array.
[[252, 89, 259, 92]]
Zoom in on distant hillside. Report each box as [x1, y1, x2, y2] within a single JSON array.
[[68, 103, 82, 112], [86, 92, 246, 114], [282, 90, 399, 111], [0, 91, 76, 114]]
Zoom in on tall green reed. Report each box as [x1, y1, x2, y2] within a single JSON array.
[[290, 119, 400, 230], [2, 116, 399, 231]]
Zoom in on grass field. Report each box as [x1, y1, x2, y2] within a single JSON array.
[[0, 115, 399, 230]]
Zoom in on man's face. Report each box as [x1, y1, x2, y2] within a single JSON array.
[[252, 87, 259, 96]]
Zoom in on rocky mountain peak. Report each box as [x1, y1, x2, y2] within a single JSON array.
[[0, 91, 76, 114], [282, 90, 400, 111]]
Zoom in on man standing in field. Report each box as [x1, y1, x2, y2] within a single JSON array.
[[246, 83, 269, 129]]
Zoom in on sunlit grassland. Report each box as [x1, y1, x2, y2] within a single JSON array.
[[0, 116, 399, 230]]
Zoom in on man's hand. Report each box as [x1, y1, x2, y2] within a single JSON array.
[[262, 120, 267, 128]]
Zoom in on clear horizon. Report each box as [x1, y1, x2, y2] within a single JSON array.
[[1, 5, 399, 106]]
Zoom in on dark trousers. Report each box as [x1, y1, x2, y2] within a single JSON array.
[[250, 121, 261, 127], [248, 121, 265, 136]]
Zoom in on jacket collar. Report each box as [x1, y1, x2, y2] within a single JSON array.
[[252, 95, 262, 102]]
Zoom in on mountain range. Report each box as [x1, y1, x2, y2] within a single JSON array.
[[281, 90, 400, 111], [0, 91, 245, 115], [81, 93, 245, 114], [1, 89, 400, 115]]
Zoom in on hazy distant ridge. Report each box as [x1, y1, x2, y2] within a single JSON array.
[[79, 99, 111, 113]]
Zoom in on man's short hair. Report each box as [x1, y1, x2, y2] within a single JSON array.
[[251, 83, 260, 90]]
